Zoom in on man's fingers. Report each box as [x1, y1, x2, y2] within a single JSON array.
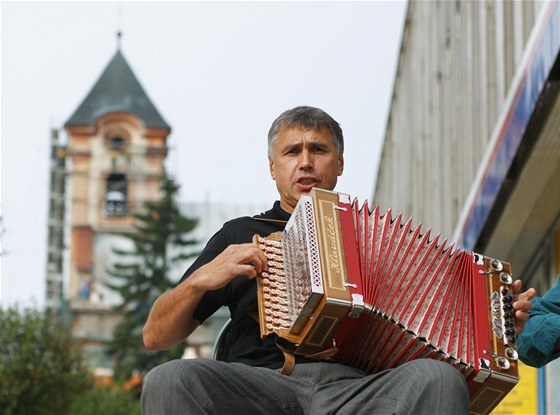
[[223, 243, 269, 274]]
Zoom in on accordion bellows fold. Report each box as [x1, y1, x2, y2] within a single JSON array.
[[254, 188, 519, 415]]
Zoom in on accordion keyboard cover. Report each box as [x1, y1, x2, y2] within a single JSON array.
[[254, 188, 520, 415]]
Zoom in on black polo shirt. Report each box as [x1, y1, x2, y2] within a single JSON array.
[[180, 201, 290, 369]]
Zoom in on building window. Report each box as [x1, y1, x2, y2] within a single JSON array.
[[108, 136, 127, 152], [104, 173, 128, 217]]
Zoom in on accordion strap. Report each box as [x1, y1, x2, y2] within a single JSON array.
[[247, 312, 340, 375], [274, 341, 340, 375], [248, 259, 340, 376], [275, 341, 297, 375], [253, 217, 288, 226], [305, 346, 339, 361]]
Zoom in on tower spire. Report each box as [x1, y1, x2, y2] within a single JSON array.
[[116, 7, 123, 50]]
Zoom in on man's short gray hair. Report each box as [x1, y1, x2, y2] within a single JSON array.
[[267, 106, 344, 159]]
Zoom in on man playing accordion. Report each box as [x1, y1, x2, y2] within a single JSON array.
[[141, 106, 535, 415]]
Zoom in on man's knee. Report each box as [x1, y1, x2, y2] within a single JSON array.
[[143, 359, 209, 392], [142, 360, 219, 415], [412, 359, 468, 394], [396, 359, 469, 414]]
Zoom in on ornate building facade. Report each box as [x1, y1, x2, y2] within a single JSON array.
[[62, 46, 171, 373]]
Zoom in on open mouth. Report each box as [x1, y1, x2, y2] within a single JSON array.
[[296, 177, 319, 190]]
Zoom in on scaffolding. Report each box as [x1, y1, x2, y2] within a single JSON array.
[[45, 128, 67, 310]]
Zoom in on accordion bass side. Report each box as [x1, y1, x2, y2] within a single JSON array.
[[254, 188, 519, 415]]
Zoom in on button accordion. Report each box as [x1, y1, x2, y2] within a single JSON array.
[[254, 188, 519, 415]]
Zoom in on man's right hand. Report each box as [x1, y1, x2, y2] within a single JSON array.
[[191, 243, 269, 292], [142, 243, 268, 351]]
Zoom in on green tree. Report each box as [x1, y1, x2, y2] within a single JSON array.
[[0, 306, 93, 415], [107, 176, 199, 380], [69, 382, 141, 415]]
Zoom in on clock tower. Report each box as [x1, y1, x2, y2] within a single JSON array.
[[64, 44, 171, 372]]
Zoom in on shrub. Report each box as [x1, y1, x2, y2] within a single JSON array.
[[69, 382, 141, 415], [0, 306, 93, 415]]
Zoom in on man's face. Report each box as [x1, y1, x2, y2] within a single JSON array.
[[269, 125, 344, 213]]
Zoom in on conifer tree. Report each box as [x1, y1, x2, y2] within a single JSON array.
[[107, 176, 199, 380]]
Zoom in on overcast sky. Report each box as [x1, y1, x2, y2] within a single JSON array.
[[1, 1, 407, 308]]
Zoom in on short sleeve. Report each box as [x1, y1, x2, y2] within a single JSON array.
[[180, 228, 232, 324]]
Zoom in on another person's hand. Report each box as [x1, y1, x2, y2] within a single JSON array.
[[512, 279, 537, 335]]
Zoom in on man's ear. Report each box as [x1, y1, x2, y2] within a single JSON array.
[[269, 156, 276, 180], [337, 155, 344, 176]]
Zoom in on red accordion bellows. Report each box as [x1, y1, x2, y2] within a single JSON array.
[[254, 188, 519, 415]]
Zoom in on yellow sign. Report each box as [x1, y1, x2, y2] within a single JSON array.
[[492, 361, 538, 414]]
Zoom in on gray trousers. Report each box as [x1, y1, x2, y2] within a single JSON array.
[[141, 359, 469, 415]]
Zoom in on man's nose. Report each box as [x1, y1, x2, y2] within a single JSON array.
[[299, 151, 313, 169]]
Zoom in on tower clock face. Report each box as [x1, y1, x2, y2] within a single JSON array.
[[105, 190, 127, 217], [104, 173, 128, 218]]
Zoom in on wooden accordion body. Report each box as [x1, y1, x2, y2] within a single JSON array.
[[254, 188, 519, 415]]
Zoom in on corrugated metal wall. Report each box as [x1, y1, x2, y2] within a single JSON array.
[[374, 0, 545, 238]]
